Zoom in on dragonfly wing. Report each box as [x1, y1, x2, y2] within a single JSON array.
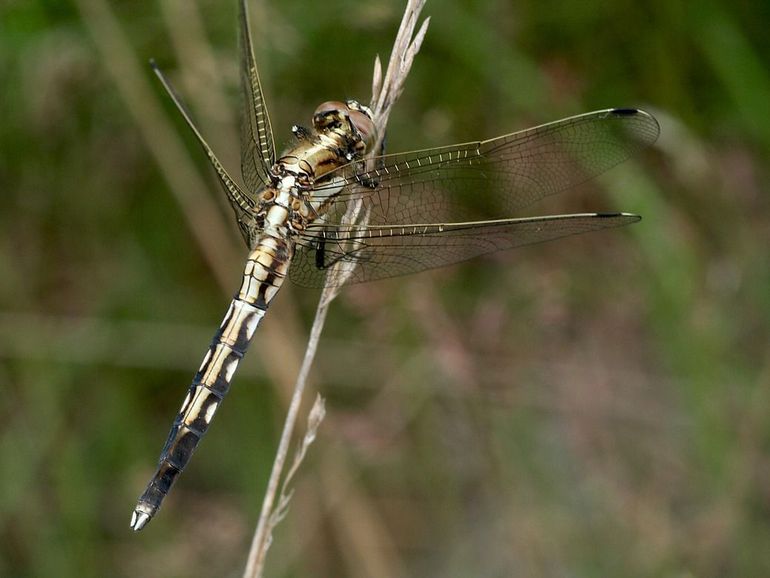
[[239, 0, 276, 191], [291, 213, 640, 287], [292, 109, 656, 286], [309, 108, 659, 225], [151, 61, 257, 246]]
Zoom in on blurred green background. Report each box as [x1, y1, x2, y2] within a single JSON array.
[[2, 0, 770, 576]]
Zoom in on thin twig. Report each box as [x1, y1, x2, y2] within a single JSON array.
[[242, 303, 330, 577], [242, 2, 429, 576]]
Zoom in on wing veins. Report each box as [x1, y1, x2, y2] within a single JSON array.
[[239, 0, 276, 190], [150, 60, 256, 246]]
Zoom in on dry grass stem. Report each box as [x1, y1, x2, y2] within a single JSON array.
[[270, 395, 326, 528], [242, 2, 429, 576]]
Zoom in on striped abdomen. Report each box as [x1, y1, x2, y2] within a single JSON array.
[[131, 235, 291, 531]]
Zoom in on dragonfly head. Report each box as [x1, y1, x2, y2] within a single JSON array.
[[312, 100, 377, 157]]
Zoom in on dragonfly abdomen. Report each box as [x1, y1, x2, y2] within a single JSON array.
[[130, 237, 291, 531]]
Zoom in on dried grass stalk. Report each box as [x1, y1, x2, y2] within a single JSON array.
[[241, 2, 429, 576]]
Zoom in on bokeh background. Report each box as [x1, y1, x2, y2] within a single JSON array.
[[2, 0, 770, 576]]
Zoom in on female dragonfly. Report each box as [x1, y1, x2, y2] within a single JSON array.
[[131, 0, 659, 531]]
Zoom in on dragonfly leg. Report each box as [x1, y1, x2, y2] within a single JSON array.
[[315, 237, 328, 270]]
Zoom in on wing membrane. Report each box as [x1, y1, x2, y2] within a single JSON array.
[[151, 61, 256, 245], [239, 0, 276, 190], [292, 109, 657, 286], [310, 108, 658, 225], [291, 213, 640, 287]]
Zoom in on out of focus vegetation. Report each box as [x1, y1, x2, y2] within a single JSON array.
[[2, 0, 770, 576]]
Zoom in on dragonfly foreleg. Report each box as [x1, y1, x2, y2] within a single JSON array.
[[314, 235, 370, 270]]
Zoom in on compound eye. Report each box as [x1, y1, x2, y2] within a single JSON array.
[[348, 110, 376, 146], [313, 101, 348, 130], [313, 101, 346, 117]]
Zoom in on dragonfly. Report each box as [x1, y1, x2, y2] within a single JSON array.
[[130, 0, 659, 531]]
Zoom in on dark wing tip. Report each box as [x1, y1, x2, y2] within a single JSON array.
[[610, 108, 641, 116], [609, 108, 660, 146], [595, 211, 642, 223]]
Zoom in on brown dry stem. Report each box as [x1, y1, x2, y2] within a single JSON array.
[[241, 2, 429, 576]]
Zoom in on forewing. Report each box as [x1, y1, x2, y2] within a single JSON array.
[[151, 61, 256, 246], [309, 108, 659, 225], [291, 213, 640, 287], [239, 0, 276, 191], [291, 108, 657, 286]]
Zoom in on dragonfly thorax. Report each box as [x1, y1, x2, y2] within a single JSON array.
[[258, 101, 378, 237], [271, 100, 375, 192]]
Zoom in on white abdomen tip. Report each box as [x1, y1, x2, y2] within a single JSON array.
[[130, 509, 151, 532]]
